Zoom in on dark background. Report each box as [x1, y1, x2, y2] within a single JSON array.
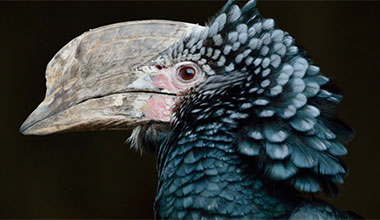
[[1, 1, 379, 219]]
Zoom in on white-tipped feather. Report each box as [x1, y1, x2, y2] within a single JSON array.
[[127, 126, 143, 154]]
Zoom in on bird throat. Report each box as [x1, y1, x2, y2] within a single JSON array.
[[154, 122, 296, 219]]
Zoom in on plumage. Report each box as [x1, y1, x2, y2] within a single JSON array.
[[265, 142, 291, 159], [151, 0, 356, 209]]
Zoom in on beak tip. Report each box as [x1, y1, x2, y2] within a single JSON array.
[[19, 123, 49, 136], [19, 126, 29, 135], [19, 126, 26, 135], [19, 121, 33, 135], [20, 103, 52, 135], [20, 113, 43, 135]]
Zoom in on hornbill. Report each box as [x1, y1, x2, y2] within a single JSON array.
[[20, 0, 361, 219]]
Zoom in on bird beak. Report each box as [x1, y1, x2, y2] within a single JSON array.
[[20, 20, 203, 135]]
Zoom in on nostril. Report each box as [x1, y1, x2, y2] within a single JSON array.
[[155, 65, 163, 70]]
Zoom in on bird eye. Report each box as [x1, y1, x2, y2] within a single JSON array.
[[174, 61, 204, 87], [178, 66, 196, 81]]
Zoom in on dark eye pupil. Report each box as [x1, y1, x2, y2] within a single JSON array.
[[184, 68, 194, 77], [180, 67, 196, 80]]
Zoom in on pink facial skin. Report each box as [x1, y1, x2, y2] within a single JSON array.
[[152, 73, 181, 93], [142, 66, 183, 121], [152, 67, 185, 93], [142, 62, 205, 121], [142, 95, 178, 122]]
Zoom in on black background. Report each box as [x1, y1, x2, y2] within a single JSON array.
[[1, 1, 380, 219]]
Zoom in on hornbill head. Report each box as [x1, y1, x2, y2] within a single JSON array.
[[19, 19, 206, 150], [21, 0, 353, 199]]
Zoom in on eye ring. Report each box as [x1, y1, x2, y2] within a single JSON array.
[[175, 62, 202, 83]]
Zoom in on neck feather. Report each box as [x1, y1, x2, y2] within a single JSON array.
[[154, 122, 298, 219]]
